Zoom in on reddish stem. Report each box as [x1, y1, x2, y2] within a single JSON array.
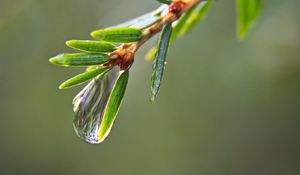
[[107, 0, 201, 70]]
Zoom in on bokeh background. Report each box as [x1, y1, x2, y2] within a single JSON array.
[[0, 0, 299, 174]]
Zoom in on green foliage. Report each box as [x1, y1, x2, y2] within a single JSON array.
[[146, 46, 158, 61], [59, 67, 111, 89], [146, 0, 213, 60], [157, 0, 173, 4], [173, 0, 213, 38], [98, 70, 129, 142], [66, 40, 116, 53], [86, 65, 99, 71], [151, 23, 173, 102], [236, 0, 264, 39], [49, 53, 110, 66], [91, 28, 143, 43], [49, 0, 265, 144]]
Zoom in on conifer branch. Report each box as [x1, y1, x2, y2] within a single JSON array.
[[109, 0, 202, 70]]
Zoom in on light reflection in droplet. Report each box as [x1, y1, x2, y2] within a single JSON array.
[[72, 67, 120, 144]]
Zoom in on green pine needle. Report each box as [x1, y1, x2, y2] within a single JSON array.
[[98, 70, 129, 142], [150, 23, 173, 102], [66, 40, 116, 53], [237, 0, 264, 40], [157, 0, 173, 4], [59, 67, 111, 89], [91, 28, 143, 43], [49, 53, 110, 67]]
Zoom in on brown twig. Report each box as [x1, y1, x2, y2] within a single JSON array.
[[108, 0, 201, 70]]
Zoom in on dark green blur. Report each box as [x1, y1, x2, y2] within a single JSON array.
[[0, 0, 299, 175]]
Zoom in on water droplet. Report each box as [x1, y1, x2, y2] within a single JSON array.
[[73, 67, 120, 144]]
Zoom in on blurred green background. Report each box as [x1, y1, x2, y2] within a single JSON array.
[[0, 0, 299, 174]]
